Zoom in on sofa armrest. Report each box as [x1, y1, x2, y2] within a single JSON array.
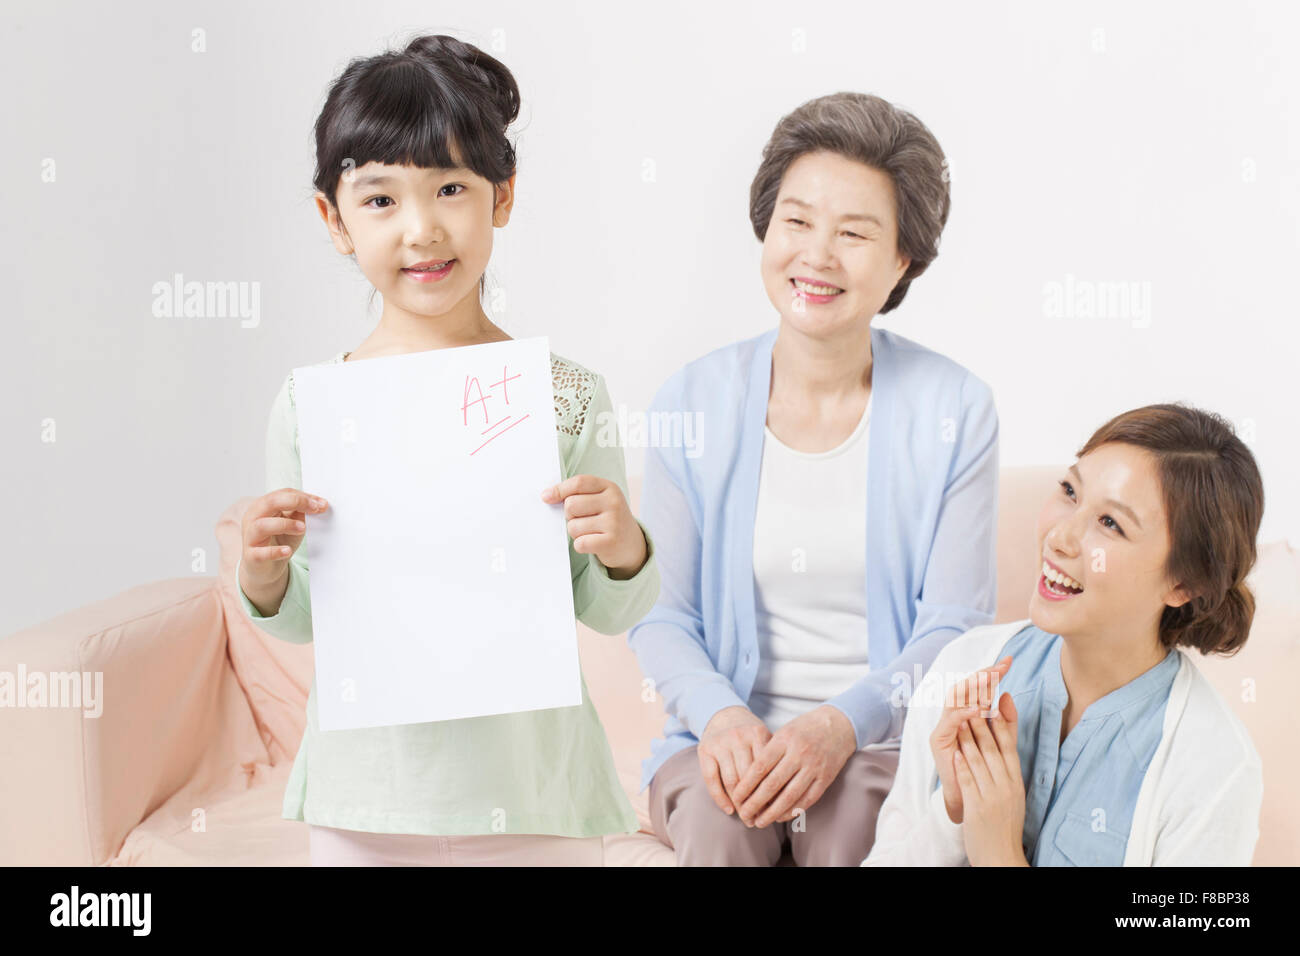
[[0, 578, 269, 865]]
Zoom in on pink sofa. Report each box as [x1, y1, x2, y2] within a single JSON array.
[[2, 466, 1296, 866]]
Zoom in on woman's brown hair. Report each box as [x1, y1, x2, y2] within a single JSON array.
[[748, 92, 951, 314], [1076, 403, 1264, 656]]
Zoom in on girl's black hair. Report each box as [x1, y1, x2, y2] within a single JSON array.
[[312, 34, 521, 301]]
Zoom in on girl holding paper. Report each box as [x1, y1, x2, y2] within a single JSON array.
[[235, 34, 659, 865]]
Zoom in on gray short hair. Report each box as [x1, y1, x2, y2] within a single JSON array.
[[748, 92, 951, 314]]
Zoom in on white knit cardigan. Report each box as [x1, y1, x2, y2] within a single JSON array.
[[862, 619, 1262, 866]]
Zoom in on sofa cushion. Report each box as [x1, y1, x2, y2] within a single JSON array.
[[109, 760, 309, 866], [1189, 539, 1300, 866]]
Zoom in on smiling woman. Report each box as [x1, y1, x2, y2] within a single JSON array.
[[865, 403, 1266, 866], [1038, 404, 1263, 659], [748, 92, 951, 318], [632, 92, 1000, 866]]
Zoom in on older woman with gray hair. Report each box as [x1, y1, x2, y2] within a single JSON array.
[[629, 92, 1000, 865]]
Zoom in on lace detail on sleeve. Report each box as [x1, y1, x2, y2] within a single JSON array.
[[291, 355, 597, 439], [552, 354, 600, 438], [286, 371, 301, 452]]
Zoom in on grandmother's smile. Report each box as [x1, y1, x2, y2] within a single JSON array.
[[790, 276, 844, 303]]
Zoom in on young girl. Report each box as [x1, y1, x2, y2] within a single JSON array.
[[863, 403, 1264, 866], [234, 34, 659, 866]]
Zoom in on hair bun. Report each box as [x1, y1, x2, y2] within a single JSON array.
[[403, 34, 520, 127], [1166, 578, 1256, 658]]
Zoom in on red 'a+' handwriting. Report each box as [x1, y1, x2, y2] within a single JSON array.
[[463, 364, 530, 455]]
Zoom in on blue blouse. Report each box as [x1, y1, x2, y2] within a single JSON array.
[[977, 625, 1181, 866], [630, 325, 1000, 791]]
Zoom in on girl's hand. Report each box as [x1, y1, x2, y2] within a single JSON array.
[[239, 488, 329, 611], [541, 474, 648, 579], [954, 691, 1029, 866], [930, 656, 1012, 824]]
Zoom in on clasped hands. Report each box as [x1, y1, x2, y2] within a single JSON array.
[[929, 655, 1030, 866], [697, 703, 857, 829]]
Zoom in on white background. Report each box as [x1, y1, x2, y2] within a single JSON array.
[[5, 0, 1297, 636]]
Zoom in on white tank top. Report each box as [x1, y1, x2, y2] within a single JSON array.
[[749, 394, 871, 733]]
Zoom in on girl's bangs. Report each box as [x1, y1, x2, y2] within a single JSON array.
[[332, 67, 491, 176]]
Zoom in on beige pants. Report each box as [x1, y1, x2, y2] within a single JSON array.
[[649, 744, 901, 866], [308, 824, 604, 866]]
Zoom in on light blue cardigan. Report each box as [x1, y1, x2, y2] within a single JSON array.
[[628, 324, 1000, 792]]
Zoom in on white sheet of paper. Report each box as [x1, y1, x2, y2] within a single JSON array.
[[291, 336, 581, 731]]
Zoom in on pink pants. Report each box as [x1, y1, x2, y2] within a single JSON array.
[[308, 824, 604, 866]]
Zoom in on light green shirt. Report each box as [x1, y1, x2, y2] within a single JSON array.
[[235, 349, 659, 837]]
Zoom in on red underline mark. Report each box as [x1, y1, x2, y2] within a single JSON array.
[[482, 415, 512, 435], [470, 413, 530, 455]]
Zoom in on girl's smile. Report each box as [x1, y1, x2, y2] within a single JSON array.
[[402, 258, 457, 282]]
